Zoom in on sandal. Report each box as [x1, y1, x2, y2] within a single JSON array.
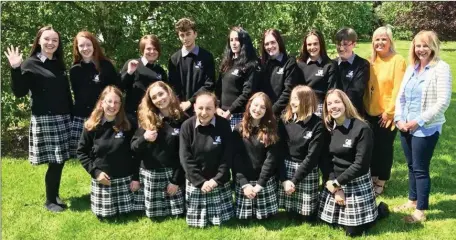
[[393, 202, 417, 212], [403, 211, 426, 223]]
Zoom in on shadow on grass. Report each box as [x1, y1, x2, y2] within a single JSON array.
[[428, 199, 456, 220], [68, 193, 91, 212], [223, 211, 302, 230]]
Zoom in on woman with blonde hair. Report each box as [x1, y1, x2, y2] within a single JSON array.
[[393, 30, 452, 223], [130, 81, 186, 219], [77, 86, 137, 219], [278, 85, 328, 221], [232, 92, 280, 220], [319, 89, 378, 237], [363, 26, 407, 196]]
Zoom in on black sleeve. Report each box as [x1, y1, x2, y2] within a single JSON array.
[[171, 165, 185, 185], [215, 72, 223, 107], [77, 128, 101, 178], [212, 120, 232, 185], [232, 127, 249, 186], [179, 121, 207, 187], [69, 67, 78, 99], [291, 121, 327, 184], [336, 126, 373, 185], [10, 65, 31, 98], [188, 53, 216, 103], [130, 127, 153, 154], [229, 65, 258, 113], [104, 60, 121, 88], [347, 61, 369, 114], [257, 141, 279, 187], [273, 58, 298, 115], [65, 73, 74, 116], [327, 61, 338, 90], [167, 56, 182, 99], [277, 120, 288, 182], [126, 131, 140, 181], [120, 60, 135, 91]]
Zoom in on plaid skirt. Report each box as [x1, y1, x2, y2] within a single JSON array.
[[29, 114, 71, 165], [235, 177, 278, 219], [318, 172, 378, 226], [69, 116, 86, 159], [279, 160, 319, 216], [186, 180, 234, 227], [90, 175, 134, 217], [230, 113, 243, 131], [132, 182, 146, 211], [140, 168, 185, 217]]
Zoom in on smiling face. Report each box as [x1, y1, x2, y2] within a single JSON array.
[[373, 33, 391, 56], [264, 33, 280, 57], [149, 86, 170, 110], [289, 91, 300, 114], [326, 93, 346, 121], [306, 34, 321, 59], [178, 30, 197, 49], [249, 96, 266, 120], [77, 36, 94, 60], [414, 37, 432, 63], [194, 95, 215, 125], [101, 92, 121, 119], [230, 31, 240, 55], [39, 30, 59, 56], [143, 42, 159, 63], [336, 40, 355, 61]]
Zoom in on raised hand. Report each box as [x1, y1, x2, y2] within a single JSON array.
[[4, 45, 23, 68], [127, 60, 139, 74]]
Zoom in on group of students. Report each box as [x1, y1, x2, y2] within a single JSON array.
[[5, 17, 452, 237]]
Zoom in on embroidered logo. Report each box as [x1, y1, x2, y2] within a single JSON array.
[[303, 131, 313, 139], [195, 61, 203, 69], [315, 69, 324, 77], [114, 131, 124, 139], [343, 139, 352, 148], [93, 74, 100, 83], [346, 70, 354, 78], [172, 128, 180, 136], [213, 136, 222, 145], [231, 69, 240, 76], [276, 67, 284, 74], [156, 74, 162, 80]]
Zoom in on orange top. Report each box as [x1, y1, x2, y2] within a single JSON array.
[[364, 53, 406, 118]]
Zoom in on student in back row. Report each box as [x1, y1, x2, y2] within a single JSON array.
[[168, 18, 216, 116]]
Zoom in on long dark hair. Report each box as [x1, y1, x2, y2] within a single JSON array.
[[260, 28, 287, 65], [220, 26, 257, 73], [298, 29, 329, 62], [30, 26, 65, 71]]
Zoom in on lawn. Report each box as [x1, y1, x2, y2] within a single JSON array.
[[2, 41, 456, 240]]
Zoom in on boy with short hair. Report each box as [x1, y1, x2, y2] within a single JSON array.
[[333, 27, 369, 116], [168, 18, 216, 115]]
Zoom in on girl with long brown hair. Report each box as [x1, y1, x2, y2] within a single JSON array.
[[130, 81, 186, 219], [69, 30, 120, 158], [278, 85, 328, 221], [232, 92, 280, 220], [77, 86, 137, 219]]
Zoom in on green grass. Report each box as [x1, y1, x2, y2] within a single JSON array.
[[2, 41, 456, 240]]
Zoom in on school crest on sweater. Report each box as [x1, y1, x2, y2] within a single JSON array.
[[342, 139, 352, 148], [172, 128, 180, 136], [303, 131, 313, 139], [114, 131, 124, 139], [315, 69, 324, 77], [93, 74, 100, 83], [346, 70, 354, 78], [231, 69, 240, 77], [277, 67, 284, 74], [195, 61, 203, 69], [213, 136, 222, 145]]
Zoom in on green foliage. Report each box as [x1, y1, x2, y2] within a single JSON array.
[[374, 2, 413, 40]]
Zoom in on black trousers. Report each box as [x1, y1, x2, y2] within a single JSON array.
[[45, 163, 65, 202], [366, 114, 398, 181]]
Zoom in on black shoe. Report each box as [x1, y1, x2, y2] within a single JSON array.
[[44, 201, 65, 212], [55, 196, 68, 208], [377, 201, 390, 220]]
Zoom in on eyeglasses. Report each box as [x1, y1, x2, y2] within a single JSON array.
[[336, 42, 354, 48], [104, 99, 121, 106]]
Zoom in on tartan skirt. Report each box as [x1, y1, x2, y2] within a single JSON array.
[[278, 160, 319, 216], [69, 116, 86, 159], [140, 168, 185, 217], [235, 177, 278, 219], [90, 175, 134, 217], [318, 172, 378, 226], [132, 181, 146, 211], [29, 114, 71, 165], [230, 113, 243, 131], [185, 180, 234, 227]]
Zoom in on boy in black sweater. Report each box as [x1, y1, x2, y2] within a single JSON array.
[[332, 27, 369, 116], [168, 18, 215, 115]]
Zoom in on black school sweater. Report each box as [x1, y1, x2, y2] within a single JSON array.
[[10, 55, 73, 116], [120, 58, 168, 114], [257, 55, 299, 115], [215, 61, 260, 114], [322, 118, 373, 185], [130, 116, 186, 185], [296, 57, 338, 103], [232, 124, 279, 187], [77, 121, 137, 180], [179, 115, 232, 188], [278, 114, 328, 184], [70, 59, 120, 117], [333, 55, 370, 116], [168, 47, 216, 104]]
